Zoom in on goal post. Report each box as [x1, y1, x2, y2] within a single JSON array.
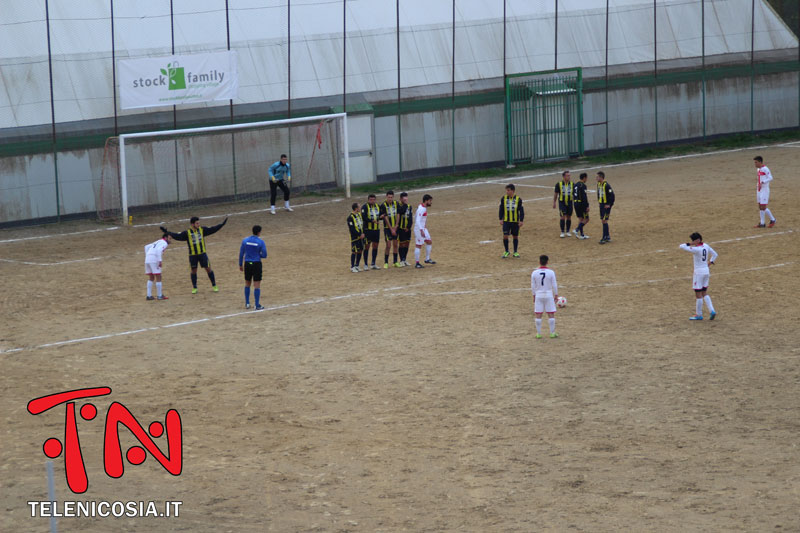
[[98, 112, 351, 223]]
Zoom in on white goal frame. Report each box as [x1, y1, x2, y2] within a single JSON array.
[[117, 112, 351, 222]]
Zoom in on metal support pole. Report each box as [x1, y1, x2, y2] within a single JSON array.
[[45, 0, 60, 221], [702, 0, 706, 140], [605, 0, 609, 152], [225, 0, 237, 198], [111, 0, 118, 135], [654, 0, 658, 145], [452, 0, 456, 174], [397, 0, 402, 179], [751, 0, 755, 133], [343, 0, 347, 112]]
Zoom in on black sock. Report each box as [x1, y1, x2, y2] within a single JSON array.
[[363, 248, 369, 264], [372, 248, 378, 264], [384, 254, 389, 265], [503, 239, 509, 252], [208, 271, 216, 286], [513, 238, 519, 252], [566, 219, 572, 232], [603, 224, 609, 238], [393, 253, 398, 263], [191, 273, 198, 288], [560, 219, 565, 232], [351, 253, 356, 268]]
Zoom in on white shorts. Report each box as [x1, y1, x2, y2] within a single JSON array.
[[145, 261, 161, 275], [757, 187, 770, 205], [692, 272, 709, 290], [534, 292, 557, 313], [415, 228, 431, 246]]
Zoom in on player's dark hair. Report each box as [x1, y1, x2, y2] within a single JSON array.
[[597, 171, 605, 179], [386, 190, 394, 196], [252, 225, 262, 235], [162, 232, 170, 239], [753, 156, 763, 163], [690, 232, 702, 242], [368, 193, 376, 199], [506, 184, 515, 191], [280, 153, 287, 159], [580, 172, 587, 179], [400, 192, 408, 198], [562, 170, 569, 177], [351, 202, 359, 210], [539, 255, 549, 266], [422, 194, 433, 202], [190, 216, 199, 224]]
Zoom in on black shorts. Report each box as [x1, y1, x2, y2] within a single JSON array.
[[189, 253, 210, 269], [574, 204, 588, 219], [243, 261, 263, 282], [502, 221, 520, 237], [364, 229, 380, 243], [397, 229, 412, 243], [351, 238, 365, 254], [599, 205, 612, 221], [383, 228, 398, 241], [558, 203, 574, 217]]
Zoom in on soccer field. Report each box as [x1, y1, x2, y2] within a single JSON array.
[[1, 145, 799, 532]]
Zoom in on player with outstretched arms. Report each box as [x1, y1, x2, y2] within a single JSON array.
[[531, 254, 559, 338], [414, 194, 435, 269], [679, 232, 718, 321], [753, 156, 777, 228]]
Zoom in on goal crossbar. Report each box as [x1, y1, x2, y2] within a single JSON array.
[[117, 112, 351, 222]]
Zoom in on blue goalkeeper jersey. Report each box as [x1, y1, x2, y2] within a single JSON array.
[[268, 161, 291, 182], [239, 235, 267, 265]]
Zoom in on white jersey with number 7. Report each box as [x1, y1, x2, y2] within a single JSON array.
[[531, 267, 558, 296]]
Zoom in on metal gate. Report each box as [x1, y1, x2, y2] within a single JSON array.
[[505, 68, 583, 164]]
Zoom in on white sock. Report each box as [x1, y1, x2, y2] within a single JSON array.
[[765, 208, 774, 221], [704, 295, 715, 314], [535, 318, 542, 334], [156, 282, 163, 297], [285, 200, 290, 208], [147, 280, 153, 297], [414, 248, 420, 263], [425, 244, 432, 261], [549, 318, 556, 334], [696, 299, 703, 316], [759, 210, 765, 224]]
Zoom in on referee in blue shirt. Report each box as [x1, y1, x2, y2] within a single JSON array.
[[239, 225, 268, 310]]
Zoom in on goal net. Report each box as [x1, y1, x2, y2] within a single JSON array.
[[98, 113, 350, 222]]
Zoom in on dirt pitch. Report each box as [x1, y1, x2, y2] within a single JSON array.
[[1, 145, 799, 532]]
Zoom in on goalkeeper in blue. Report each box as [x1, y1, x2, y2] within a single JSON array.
[[679, 232, 718, 321], [268, 154, 293, 214], [239, 225, 268, 310]]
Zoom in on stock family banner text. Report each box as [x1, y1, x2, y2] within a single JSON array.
[[119, 51, 238, 110]]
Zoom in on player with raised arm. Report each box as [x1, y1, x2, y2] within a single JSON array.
[[239, 225, 267, 310], [414, 194, 435, 269], [531, 254, 558, 338], [268, 154, 293, 214], [753, 156, 777, 228], [161, 216, 227, 294], [679, 232, 718, 321], [144, 233, 171, 300]]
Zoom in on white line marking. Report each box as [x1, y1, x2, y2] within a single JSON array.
[[0, 250, 794, 355], [479, 240, 496, 244], [0, 256, 111, 266], [0, 227, 120, 244]]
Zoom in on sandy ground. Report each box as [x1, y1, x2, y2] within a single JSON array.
[[1, 145, 799, 532]]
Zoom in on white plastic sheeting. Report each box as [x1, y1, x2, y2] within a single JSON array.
[[0, 0, 797, 129]]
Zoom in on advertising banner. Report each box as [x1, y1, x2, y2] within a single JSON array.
[[119, 51, 238, 109]]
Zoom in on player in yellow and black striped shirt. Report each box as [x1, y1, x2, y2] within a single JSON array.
[[161, 216, 227, 293], [360, 194, 382, 269], [380, 190, 401, 268], [347, 203, 366, 272], [396, 192, 414, 267], [499, 184, 525, 258], [596, 171, 615, 244], [553, 170, 574, 238]]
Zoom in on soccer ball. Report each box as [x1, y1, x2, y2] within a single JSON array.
[[556, 296, 567, 308]]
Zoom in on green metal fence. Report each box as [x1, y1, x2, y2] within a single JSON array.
[[505, 68, 584, 165]]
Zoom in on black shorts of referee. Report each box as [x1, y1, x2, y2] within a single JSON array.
[[243, 261, 263, 282]]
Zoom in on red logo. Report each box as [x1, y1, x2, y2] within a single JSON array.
[[27, 387, 182, 494]]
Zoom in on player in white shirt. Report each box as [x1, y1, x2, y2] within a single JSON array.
[[753, 155, 777, 228], [679, 232, 718, 321], [414, 194, 436, 268], [144, 233, 171, 300], [530, 254, 559, 338]]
